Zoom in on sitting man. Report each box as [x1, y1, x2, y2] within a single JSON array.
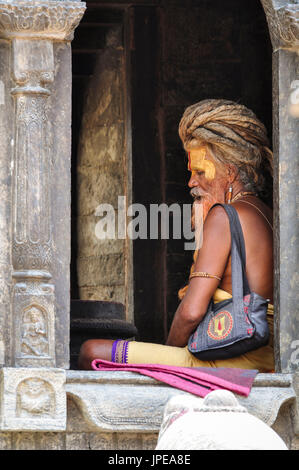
[[79, 99, 274, 373]]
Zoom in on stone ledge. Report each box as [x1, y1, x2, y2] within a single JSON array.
[[0, 368, 296, 434], [65, 371, 297, 433]]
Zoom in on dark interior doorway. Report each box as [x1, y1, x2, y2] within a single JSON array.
[[71, 0, 272, 350]]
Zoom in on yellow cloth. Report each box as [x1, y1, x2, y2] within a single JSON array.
[[127, 289, 274, 373]]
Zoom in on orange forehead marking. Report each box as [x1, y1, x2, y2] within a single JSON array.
[[188, 149, 216, 180], [187, 148, 206, 170]]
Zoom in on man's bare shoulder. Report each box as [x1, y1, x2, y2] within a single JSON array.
[[204, 204, 230, 231], [202, 205, 231, 246]]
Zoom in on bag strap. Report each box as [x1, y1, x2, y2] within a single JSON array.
[[210, 203, 251, 298]]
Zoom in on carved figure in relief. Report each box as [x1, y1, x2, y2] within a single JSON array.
[[21, 305, 49, 356], [16, 378, 55, 418]]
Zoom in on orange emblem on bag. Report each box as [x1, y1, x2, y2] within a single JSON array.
[[207, 311, 233, 341]]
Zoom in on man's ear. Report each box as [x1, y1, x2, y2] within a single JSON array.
[[226, 164, 238, 182]]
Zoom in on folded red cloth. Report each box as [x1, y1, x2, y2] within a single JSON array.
[[91, 359, 258, 397]]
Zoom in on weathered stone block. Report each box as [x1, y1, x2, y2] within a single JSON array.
[[81, 50, 124, 128], [12, 432, 36, 450], [77, 166, 124, 215], [116, 433, 143, 450], [77, 253, 125, 287], [77, 123, 124, 168], [79, 286, 125, 304], [77, 215, 125, 258], [89, 432, 116, 450], [0, 432, 12, 450], [291, 436, 299, 450], [35, 432, 65, 450], [141, 433, 159, 450], [66, 432, 90, 450], [0, 368, 66, 432]]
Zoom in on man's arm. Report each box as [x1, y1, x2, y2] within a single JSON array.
[[166, 205, 231, 347]]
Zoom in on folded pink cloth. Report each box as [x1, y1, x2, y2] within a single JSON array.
[[91, 359, 258, 397]]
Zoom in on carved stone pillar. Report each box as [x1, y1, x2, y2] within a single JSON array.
[[11, 38, 56, 368], [261, 1, 299, 373], [0, 0, 86, 368]]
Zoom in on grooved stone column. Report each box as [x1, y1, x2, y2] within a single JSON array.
[[262, 0, 299, 373], [0, 0, 86, 368]]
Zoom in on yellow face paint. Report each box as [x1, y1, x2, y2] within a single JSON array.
[[187, 148, 216, 181]]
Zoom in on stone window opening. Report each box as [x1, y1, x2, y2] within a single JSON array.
[[70, 1, 288, 371]]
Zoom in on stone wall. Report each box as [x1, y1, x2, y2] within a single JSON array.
[[75, 16, 133, 320]]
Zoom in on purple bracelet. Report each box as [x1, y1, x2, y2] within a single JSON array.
[[111, 339, 129, 364]]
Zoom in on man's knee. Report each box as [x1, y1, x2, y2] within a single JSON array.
[[78, 340, 98, 369], [78, 339, 114, 369]]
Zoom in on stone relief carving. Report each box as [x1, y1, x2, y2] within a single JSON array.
[[0, 368, 66, 431], [16, 378, 55, 418], [12, 70, 54, 91], [14, 279, 54, 295], [12, 92, 52, 254], [280, 5, 299, 46], [13, 291, 55, 366], [12, 243, 52, 270], [21, 305, 49, 357], [16, 94, 48, 122], [0, 1, 86, 40], [261, 1, 299, 50]]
